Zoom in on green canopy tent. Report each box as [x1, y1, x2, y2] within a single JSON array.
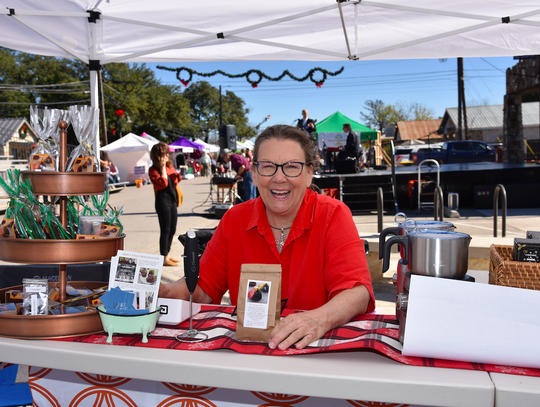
[[314, 112, 378, 151]]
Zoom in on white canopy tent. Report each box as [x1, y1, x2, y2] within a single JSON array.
[[2, 1, 539, 64], [169, 145, 194, 153], [235, 140, 250, 151], [1, 0, 540, 153], [194, 138, 220, 153], [100, 132, 157, 183]]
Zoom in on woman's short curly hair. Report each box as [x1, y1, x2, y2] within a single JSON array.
[[253, 125, 316, 165]]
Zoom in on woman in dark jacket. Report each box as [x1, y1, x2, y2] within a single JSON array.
[[149, 142, 182, 266]]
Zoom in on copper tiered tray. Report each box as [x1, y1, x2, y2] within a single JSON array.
[[22, 171, 107, 196], [0, 120, 124, 339], [0, 235, 124, 264], [0, 282, 107, 339]]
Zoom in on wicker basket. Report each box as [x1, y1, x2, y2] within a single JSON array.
[[489, 244, 540, 290]]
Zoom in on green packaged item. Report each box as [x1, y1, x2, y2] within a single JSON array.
[[105, 205, 124, 235]]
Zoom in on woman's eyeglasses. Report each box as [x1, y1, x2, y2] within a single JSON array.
[[254, 161, 308, 177]]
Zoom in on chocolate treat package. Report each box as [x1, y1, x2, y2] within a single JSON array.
[[97, 224, 121, 238], [526, 231, 540, 240], [28, 106, 67, 172], [0, 170, 55, 239], [514, 238, 540, 263], [78, 215, 104, 236], [0, 218, 15, 238], [19, 178, 69, 240], [65, 195, 88, 238], [236, 264, 281, 342], [22, 278, 49, 315], [39, 204, 71, 240], [105, 205, 124, 235], [66, 105, 99, 173], [90, 190, 109, 216]]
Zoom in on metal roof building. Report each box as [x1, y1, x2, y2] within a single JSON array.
[[394, 119, 442, 142], [441, 102, 540, 144]]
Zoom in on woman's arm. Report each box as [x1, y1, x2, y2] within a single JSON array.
[[269, 198, 374, 350], [158, 277, 213, 304], [268, 284, 370, 350], [148, 166, 168, 189], [167, 165, 182, 185]]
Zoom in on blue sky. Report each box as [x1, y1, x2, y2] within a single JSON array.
[[148, 57, 516, 136]]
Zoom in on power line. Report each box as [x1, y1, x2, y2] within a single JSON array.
[[0, 99, 90, 105]]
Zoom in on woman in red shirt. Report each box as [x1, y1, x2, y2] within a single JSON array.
[[149, 142, 182, 266], [160, 126, 374, 349]]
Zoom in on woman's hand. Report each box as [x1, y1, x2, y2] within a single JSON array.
[[268, 285, 371, 350], [157, 155, 168, 176], [268, 308, 329, 350]]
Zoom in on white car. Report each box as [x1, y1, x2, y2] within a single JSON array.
[[394, 143, 443, 166], [394, 145, 424, 166]]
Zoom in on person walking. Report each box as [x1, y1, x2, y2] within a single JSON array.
[[149, 142, 182, 267], [221, 148, 257, 201], [200, 150, 211, 177]]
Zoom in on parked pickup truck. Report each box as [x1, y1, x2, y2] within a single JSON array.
[[412, 140, 495, 165]]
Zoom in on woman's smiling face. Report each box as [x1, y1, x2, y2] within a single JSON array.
[[253, 138, 313, 223]]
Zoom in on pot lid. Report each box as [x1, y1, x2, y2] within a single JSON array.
[[408, 230, 470, 239], [402, 218, 455, 231], [406, 220, 454, 229]]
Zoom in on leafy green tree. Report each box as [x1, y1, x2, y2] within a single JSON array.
[[182, 81, 256, 143], [360, 99, 435, 133], [182, 81, 220, 142], [1, 49, 255, 145], [0, 48, 88, 117], [101, 63, 191, 143], [395, 101, 436, 121], [360, 100, 392, 133]]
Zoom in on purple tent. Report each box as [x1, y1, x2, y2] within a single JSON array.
[[169, 137, 204, 150]]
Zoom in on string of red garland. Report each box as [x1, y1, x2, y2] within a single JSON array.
[[156, 66, 345, 88]]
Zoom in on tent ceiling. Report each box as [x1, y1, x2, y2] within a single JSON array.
[[1, 1, 540, 64]]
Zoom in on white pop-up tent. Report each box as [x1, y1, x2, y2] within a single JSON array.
[[194, 139, 220, 153], [2, 1, 540, 64], [100, 132, 158, 183]]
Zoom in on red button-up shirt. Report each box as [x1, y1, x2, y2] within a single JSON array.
[[198, 189, 375, 313], [149, 165, 180, 192]]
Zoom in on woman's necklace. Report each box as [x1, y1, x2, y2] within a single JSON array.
[[269, 224, 292, 254]]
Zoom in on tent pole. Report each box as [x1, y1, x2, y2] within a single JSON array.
[[89, 66, 102, 159], [97, 69, 108, 146], [88, 14, 104, 156], [337, 0, 354, 60]]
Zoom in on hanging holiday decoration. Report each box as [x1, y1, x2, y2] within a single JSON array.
[[18, 123, 28, 139], [156, 66, 344, 88]]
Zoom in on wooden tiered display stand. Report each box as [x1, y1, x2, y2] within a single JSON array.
[[0, 121, 124, 339]]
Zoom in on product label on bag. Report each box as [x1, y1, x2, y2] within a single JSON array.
[[244, 280, 272, 329]]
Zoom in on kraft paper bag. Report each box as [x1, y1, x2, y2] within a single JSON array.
[[236, 264, 281, 342]]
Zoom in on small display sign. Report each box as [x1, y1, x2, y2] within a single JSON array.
[[133, 166, 145, 175]]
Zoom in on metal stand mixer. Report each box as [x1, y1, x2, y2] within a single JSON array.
[[379, 214, 474, 344]]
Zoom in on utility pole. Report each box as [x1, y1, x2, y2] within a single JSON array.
[[219, 85, 223, 127], [457, 58, 468, 140], [457, 58, 463, 140]]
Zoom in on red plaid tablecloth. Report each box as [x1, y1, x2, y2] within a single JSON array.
[[53, 305, 540, 377]]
